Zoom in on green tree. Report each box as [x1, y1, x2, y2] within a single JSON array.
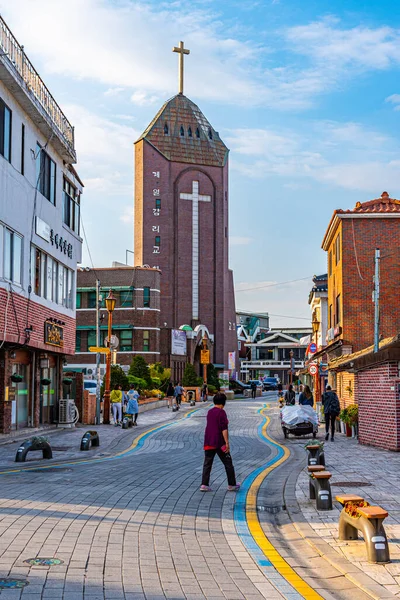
[[129, 355, 152, 388], [182, 363, 203, 387], [207, 364, 220, 390], [101, 365, 129, 396]]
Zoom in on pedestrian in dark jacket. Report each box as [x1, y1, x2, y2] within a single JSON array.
[[299, 385, 314, 407], [322, 386, 340, 441], [200, 393, 239, 493], [284, 384, 296, 405]]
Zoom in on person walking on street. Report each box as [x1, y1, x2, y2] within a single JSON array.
[[322, 385, 340, 441], [200, 393, 239, 492], [250, 381, 257, 399], [110, 384, 123, 426], [201, 382, 208, 402], [125, 384, 139, 426], [284, 384, 296, 405], [299, 385, 314, 407], [174, 382, 184, 407], [166, 382, 174, 409]]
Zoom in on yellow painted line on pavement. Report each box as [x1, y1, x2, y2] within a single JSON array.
[[246, 405, 324, 600], [0, 406, 201, 476]]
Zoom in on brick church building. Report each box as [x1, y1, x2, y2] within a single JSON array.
[[134, 61, 237, 377]]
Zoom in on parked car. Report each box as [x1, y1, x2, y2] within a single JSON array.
[[248, 380, 263, 389], [263, 377, 279, 391], [229, 380, 251, 395]]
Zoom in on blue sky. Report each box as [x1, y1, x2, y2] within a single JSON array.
[[2, 0, 400, 327]]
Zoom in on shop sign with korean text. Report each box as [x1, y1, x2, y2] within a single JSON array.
[[44, 321, 64, 348], [200, 350, 210, 364]]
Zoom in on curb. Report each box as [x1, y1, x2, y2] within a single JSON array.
[[279, 424, 397, 599]]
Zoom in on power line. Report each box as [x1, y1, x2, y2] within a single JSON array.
[[235, 275, 313, 293], [268, 313, 310, 321]]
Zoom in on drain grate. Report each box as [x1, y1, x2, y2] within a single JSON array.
[[24, 557, 64, 567], [0, 579, 29, 589], [331, 481, 372, 487]]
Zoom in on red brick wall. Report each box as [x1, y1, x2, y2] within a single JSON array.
[[342, 218, 400, 352], [356, 361, 400, 451], [0, 288, 76, 355]]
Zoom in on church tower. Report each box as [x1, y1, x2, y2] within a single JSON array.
[[134, 42, 237, 371]]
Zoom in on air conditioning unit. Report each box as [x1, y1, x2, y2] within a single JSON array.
[[59, 399, 78, 427]]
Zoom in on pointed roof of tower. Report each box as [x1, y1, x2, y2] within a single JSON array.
[[136, 94, 228, 167]]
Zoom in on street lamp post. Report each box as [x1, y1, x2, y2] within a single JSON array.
[[312, 314, 320, 407], [202, 336, 208, 385], [289, 349, 294, 386], [103, 289, 116, 425]]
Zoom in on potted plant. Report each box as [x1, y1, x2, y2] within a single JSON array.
[[40, 377, 51, 386], [340, 405, 358, 437], [62, 377, 73, 386]]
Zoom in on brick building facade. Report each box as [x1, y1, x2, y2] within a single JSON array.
[[322, 193, 400, 450], [67, 266, 161, 374], [0, 17, 82, 433], [134, 93, 237, 376]]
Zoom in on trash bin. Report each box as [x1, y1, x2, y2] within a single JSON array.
[[187, 390, 196, 406]]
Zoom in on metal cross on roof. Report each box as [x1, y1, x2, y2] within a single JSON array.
[[172, 41, 190, 95]]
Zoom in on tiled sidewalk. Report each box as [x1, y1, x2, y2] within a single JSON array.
[[295, 433, 400, 596], [0, 404, 194, 469]]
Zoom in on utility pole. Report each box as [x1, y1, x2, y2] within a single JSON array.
[[374, 248, 380, 353], [95, 279, 102, 424]]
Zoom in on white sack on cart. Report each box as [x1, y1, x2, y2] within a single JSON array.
[[281, 405, 318, 427]]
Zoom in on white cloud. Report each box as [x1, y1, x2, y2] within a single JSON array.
[[230, 236, 253, 246], [228, 121, 400, 194], [3, 2, 400, 110], [131, 91, 159, 106], [104, 87, 125, 97], [386, 94, 400, 110], [120, 206, 134, 224]]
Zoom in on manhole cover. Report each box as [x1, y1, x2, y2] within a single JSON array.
[[24, 558, 64, 566], [332, 481, 372, 487], [0, 579, 29, 589], [28, 468, 72, 473]]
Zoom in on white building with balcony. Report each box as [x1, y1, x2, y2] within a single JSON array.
[[0, 16, 83, 433]]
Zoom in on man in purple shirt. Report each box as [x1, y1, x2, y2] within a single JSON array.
[[200, 393, 240, 492]]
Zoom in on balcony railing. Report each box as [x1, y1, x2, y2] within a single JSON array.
[[0, 16, 74, 154]]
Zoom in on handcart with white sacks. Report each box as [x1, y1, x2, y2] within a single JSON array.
[[281, 405, 318, 439]]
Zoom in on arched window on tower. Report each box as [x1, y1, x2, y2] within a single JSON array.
[[180, 126, 185, 137], [164, 122, 169, 135], [208, 128, 213, 140], [196, 128, 200, 138], [188, 127, 192, 138]]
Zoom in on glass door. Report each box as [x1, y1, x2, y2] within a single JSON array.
[[11, 364, 29, 429]]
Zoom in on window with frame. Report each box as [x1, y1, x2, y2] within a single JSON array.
[[88, 291, 97, 308], [119, 290, 133, 307], [328, 250, 332, 276], [335, 294, 341, 325], [63, 177, 80, 234], [36, 143, 56, 204], [76, 331, 82, 352], [76, 291, 82, 309], [30, 246, 73, 307], [87, 330, 96, 349], [155, 198, 161, 209], [21, 124, 25, 175], [335, 233, 341, 265], [3, 226, 22, 285], [329, 304, 332, 328], [120, 329, 133, 351], [155, 235, 160, 247], [143, 330, 149, 352], [143, 287, 150, 308], [0, 98, 12, 162]]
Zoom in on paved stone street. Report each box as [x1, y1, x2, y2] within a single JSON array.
[[0, 397, 398, 600]]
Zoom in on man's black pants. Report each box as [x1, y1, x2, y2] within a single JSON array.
[[251, 389, 256, 399], [201, 449, 236, 486], [325, 413, 337, 437]]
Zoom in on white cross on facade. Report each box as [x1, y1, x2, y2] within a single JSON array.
[[180, 181, 211, 320]]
